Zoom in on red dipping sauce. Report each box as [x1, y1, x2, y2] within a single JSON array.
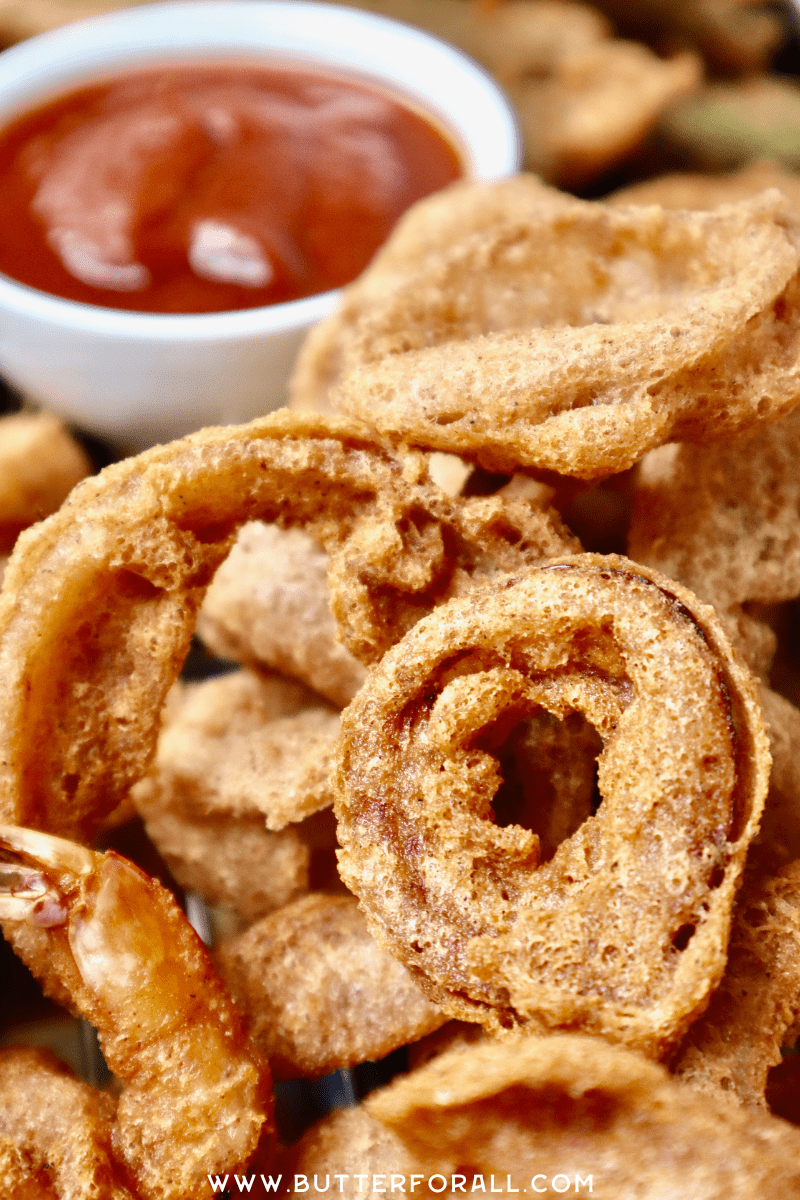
[[0, 60, 463, 313]]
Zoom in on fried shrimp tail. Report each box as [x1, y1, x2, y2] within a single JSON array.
[[0, 824, 274, 1200]]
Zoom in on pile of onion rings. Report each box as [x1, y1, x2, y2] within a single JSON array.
[[6, 152, 800, 1196]]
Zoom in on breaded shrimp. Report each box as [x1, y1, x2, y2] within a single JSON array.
[[0, 824, 274, 1200]]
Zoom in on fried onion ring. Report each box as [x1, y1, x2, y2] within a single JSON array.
[[334, 554, 769, 1053], [610, 159, 800, 215], [302, 181, 800, 477], [0, 1045, 135, 1199], [672, 856, 800, 1108], [0, 411, 574, 841], [217, 893, 446, 1079], [0, 413, 90, 554], [628, 406, 800, 675], [197, 524, 367, 706], [366, 1033, 800, 1193]]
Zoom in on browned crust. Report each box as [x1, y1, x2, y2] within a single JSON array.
[[672, 857, 800, 1106], [0, 410, 573, 840], [217, 893, 446, 1079], [297, 182, 800, 477], [365, 1033, 800, 1193], [0, 1045, 135, 1200], [334, 554, 769, 1054]]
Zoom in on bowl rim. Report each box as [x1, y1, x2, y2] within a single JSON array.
[[0, 0, 521, 336]]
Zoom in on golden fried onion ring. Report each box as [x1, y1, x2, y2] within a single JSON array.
[[334, 554, 769, 1053], [366, 1033, 800, 1192], [0, 1045, 135, 1200], [318, 183, 800, 477], [0, 411, 573, 842], [217, 893, 446, 1080], [673, 856, 800, 1107]]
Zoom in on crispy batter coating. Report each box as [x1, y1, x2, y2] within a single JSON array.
[[611, 159, 800, 214], [0, 1137, 52, 1200], [197, 526, 366, 707], [133, 671, 339, 831], [0, 414, 89, 554], [134, 807, 310, 930], [628, 406, 800, 674], [0, 1045, 135, 1200], [335, 554, 769, 1053], [290, 176, 561, 415], [757, 687, 800, 870], [298, 180, 800, 477], [199, 480, 565, 701], [131, 670, 340, 925], [278, 1106, 429, 1196], [0, 411, 573, 841], [0, 827, 273, 1198], [367, 1034, 800, 1195], [217, 893, 446, 1080], [673, 857, 800, 1108]]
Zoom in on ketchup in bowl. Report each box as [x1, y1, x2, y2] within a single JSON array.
[[0, 60, 463, 314]]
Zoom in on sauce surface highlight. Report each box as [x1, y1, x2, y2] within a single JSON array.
[[0, 61, 463, 313]]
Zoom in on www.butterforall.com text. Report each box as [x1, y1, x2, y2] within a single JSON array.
[[208, 1174, 594, 1195]]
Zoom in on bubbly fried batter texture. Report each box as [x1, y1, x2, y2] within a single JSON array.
[[628, 406, 800, 674], [366, 1034, 800, 1195], [133, 671, 339, 832], [672, 857, 800, 1108], [134, 807, 311, 930], [611, 159, 800, 214], [290, 176, 565, 416], [296, 180, 800, 477], [197, 525, 366, 707], [217, 893, 446, 1080], [0, 1139, 50, 1200], [335, 554, 769, 1052], [0, 411, 574, 841], [131, 671, 340, 924], [278, 1106, 429, 1197], [0, 1045, 135, 1200], [0, 413, 89, 553], [756, 687, 800, 870]]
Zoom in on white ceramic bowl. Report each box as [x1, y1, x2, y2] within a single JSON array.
[[0, 0, 520, 449]]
